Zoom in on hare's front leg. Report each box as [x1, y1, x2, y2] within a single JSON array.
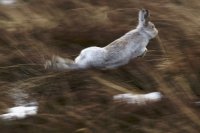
[[141, 48, 148, 57], [131, 47, 148, 59], [137, 47, 148, 57]]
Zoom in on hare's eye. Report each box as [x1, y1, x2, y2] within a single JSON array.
[[151, 25, 154, 29]]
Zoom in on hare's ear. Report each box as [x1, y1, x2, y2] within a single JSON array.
[[138, 9, 150, 26]]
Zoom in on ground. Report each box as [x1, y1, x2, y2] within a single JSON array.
[[0, 0, 200, 133]]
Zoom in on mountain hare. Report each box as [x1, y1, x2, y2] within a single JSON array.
[[45, 9, 158, 70]]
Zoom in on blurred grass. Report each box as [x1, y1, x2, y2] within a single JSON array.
[[0, 0, 200, 133]]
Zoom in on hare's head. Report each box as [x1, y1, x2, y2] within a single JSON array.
[[137, 9, 158, 39]]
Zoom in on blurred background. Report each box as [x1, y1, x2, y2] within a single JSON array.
[[0, 0, 200, 132]]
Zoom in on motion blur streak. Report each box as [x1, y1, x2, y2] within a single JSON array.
[[0, 0, 200, 133]]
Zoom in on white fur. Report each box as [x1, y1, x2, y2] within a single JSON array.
[[45, 9, 158, 70]]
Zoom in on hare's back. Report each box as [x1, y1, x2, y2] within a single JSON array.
[[80, 46, 105, 57]]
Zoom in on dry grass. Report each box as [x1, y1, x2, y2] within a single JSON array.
[[0, 0, 200, 133]]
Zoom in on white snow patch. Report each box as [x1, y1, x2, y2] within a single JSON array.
[[113, 92, 162, 105], [0, 102, 38, 120], [0, 0, 16, 5], [194, 101, 200, 106]]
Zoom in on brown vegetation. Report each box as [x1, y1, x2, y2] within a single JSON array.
[[0, 0, 200, 132]]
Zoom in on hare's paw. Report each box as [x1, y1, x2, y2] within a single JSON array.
[[44, 56, 62, 70], [137, 48, 148, 58], [44, 60, 52, 69], [44, 60, 58, 70]]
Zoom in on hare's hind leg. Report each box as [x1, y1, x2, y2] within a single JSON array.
[[45, 56, 80, 70], [74, 46, 106, 68]]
